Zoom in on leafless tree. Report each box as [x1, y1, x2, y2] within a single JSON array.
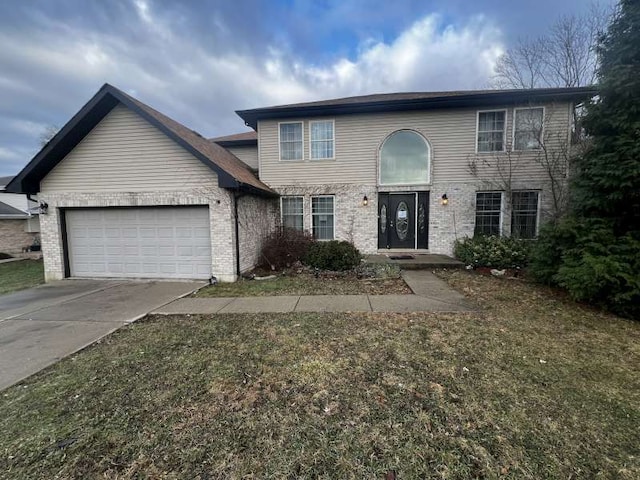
[[493, 3, 612, 89], [39, 125, 59, 147], [468, 104, 588, 222]]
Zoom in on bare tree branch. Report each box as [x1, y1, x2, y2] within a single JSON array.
[[492, 2, 612, 89]]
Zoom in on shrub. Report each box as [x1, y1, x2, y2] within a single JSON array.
[[528, 219, 579, 284], [453, 235, 531, 269], [304, 241, 362, 271], [548, 220, 640, 319], [260, 228, 314, 270]]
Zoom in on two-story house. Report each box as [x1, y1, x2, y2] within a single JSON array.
[[6, 84, 595, 282]]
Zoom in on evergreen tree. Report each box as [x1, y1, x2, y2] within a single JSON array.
[[572, 0, 640, 231], [530, 0, 640, 319]]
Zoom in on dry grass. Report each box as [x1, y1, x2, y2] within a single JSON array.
[[195, 272, 412, 297], [0, 271, 638, 478]]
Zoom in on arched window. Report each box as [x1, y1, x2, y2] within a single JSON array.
[[379, 130, 430, 185]]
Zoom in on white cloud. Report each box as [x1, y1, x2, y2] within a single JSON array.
[[0, 3, 505, 174]]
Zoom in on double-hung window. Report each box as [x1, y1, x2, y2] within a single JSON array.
[[514, 108, 544, 150], [311, 196, 334, 240], [281, 196, 304, 231], [279, 122, 303, 161], [475, 192, 502, 236], [310, 120, 334, 160], [477, 110, 506, 152], [511, 191, 539, 238]]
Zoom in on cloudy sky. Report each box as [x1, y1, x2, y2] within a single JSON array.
[[0, 0, 611, 176]]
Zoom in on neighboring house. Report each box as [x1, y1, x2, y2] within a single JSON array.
[[6, 84, 595, 282], [0, 176, 40, 255]]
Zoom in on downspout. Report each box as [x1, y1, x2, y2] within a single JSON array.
[[233, 188, 246, 280]]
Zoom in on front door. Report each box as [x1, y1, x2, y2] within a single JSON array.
[[378, 193, 415, 249]]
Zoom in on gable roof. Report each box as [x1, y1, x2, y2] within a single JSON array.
[[0, 199, 29, 218], [6, 84, 275, 197], [236, 86, 598, 129], [210, 131, 257, 148]]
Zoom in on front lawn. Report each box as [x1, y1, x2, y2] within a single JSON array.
[[196, 271, 412, 297], [0, 259, 44, 295], [1, 271, 638, 478]]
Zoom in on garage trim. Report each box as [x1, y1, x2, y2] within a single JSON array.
[[61, 205, 212, 280]]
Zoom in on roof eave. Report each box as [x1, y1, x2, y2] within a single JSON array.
[[236, 87, 599, 129], [6, 84, 272, 196], [213, 139, 258, 148]]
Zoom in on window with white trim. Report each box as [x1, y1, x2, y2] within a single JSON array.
[[511, 191, 539, 239], [310, 120, 334, 159], [514, 108, 544, 150], [311, 196, 334, 240], [281, 196, 304, 231], [475, 192, 502, 236], [379, 130, 430, 185], [279, 122, 303, 161], [477, 110, 506, 152]]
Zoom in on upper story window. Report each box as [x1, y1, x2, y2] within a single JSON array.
[[514, 107, 544, 151], [379, 130, 430, 185], [310, 120, 334, 160], [279, 122, 303, 161], [477, 110, 506, 152]]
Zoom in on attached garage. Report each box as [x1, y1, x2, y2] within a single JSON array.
[[5, 84, 277, 282], [64, 207, 212, 280]]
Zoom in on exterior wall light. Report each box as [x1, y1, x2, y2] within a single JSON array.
[[441, 194, 448, 206], [39, 201, 49, 214], [362, 195, 368, 206]]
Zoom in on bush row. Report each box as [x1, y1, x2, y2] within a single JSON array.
[[453, 235, 531, 269], [260, 228, 361, 271], [453, 228, 640, 319]]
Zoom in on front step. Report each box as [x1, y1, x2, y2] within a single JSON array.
[[364, 254, 465, 270]]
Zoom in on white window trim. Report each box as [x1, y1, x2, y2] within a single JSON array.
[[309, 119, 335, 161], [311, 194, 335, 241], [278, 121, 304, 162], [378, 129, 432, 186], [475, 191, 504, 236], [511, 190, 541, 238], [280, 196, 304, 230], [512, 106, 545, 152], [475, 109, 507, 154]]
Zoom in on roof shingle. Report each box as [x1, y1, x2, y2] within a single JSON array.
[[114, 88, 273, 195]]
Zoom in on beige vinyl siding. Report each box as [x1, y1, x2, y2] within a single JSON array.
[[41, 105, 217, 193], [258, 102, 571, 186], [227, 146, 258, 170]]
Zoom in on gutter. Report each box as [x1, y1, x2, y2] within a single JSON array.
[[237, 87, 599, 129], [233, 188, 246, 280]]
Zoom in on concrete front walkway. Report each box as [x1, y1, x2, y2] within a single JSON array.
[[0, 280, 204, 391], [154, 271, 475, 315]]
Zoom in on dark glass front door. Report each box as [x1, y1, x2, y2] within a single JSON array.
[[378, 192, 429, 249]]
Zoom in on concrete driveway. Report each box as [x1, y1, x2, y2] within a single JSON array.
[[0, 279, 204, 391]]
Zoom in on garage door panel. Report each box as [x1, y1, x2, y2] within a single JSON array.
[[66, 207, 211, 280]]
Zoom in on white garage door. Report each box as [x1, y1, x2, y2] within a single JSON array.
[[65, 207, 212, 279]]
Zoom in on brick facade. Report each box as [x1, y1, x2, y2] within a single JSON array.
[[38, 190, 240, 282], [272, 180, 554, 256], [237, 195, 279, 273], [272, 184, 378, 254], [37, 182, 554, 283], [0, 219, 39, 255]]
